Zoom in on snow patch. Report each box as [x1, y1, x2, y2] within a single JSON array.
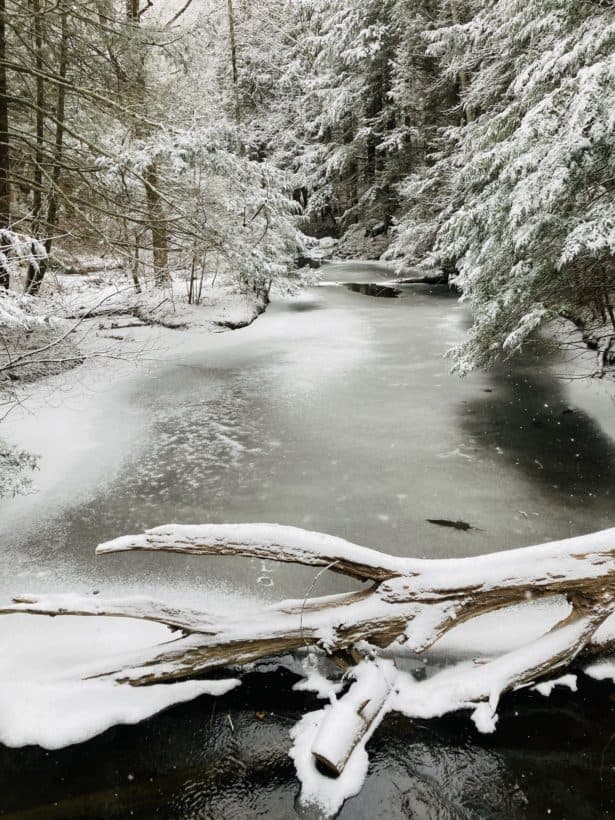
[[0, 615, 239, 749], [584, 658, 615, 683], [471, 701, 498, 733], [292, 654, 344, 699], [533, 673, 577, 697]]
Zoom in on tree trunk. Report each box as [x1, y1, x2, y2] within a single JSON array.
[[25, 0, 58, 296], [311, 658, 396, 776], [5, 523, 615, 811], [30, 0, 45, 234], [0, 0, 9, 289], [24, 1, 47, 295], [0, 0, 10, 290], [44, 2, 68, 258], [126, 0, 170, 287], [126, 0, 139, 20], [4, 522, 615, 789], [6, 522, 615, 683], [143, 162, 169, 286], [227, 0, 240, 125]]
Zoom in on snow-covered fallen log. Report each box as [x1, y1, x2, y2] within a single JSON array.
[[3, 523, 615, 815], [311, 657, 398, 776]]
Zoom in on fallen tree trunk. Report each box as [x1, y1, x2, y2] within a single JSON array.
[[387, 274, 448, 285], [3, 523, 615, 814], [5, 523, 615, 682], [65, 303, 188, 329]]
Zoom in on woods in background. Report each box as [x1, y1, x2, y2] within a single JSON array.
[[0, 0, 301, 298], [0, 0, 613, 371]]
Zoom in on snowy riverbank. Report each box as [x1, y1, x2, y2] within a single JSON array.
[[1, 568, 613, 815], [0, 265, 269, 493], [0, 268, 274, 746], [1, 266, 269, 382]]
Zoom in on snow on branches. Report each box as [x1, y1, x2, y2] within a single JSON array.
[[391, 0, 615, 372], [2, 523, 615, 814], [0, 229, 47, 294]]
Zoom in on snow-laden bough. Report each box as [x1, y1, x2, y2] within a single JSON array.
[[3, 523, 615, 815]]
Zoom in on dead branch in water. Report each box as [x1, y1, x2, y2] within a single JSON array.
[[3, 523, 615, 807]]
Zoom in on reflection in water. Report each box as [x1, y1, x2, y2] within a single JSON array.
[[460, 347, 615, 504], [0, 672, 612, 819], [285, 299, 324, 313], [318, 260, 394, 283]]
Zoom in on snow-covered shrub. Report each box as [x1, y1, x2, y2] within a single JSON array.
[[0, 290, 49, 331], [0, 441, 38, 498], [0, 229, 47, 287]]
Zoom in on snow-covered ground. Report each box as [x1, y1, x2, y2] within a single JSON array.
[[1, 264, 270, 745], [2, 262, 269, 368], [0, 615, 239, 749], [0, 264, 269, 494], [44, 265, 268, 331], [0, 266, 271, 752]]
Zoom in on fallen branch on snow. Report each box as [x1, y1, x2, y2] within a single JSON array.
[[3, 523, 615, 814]]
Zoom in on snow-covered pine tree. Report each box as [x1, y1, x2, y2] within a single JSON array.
[[150, 1, 304, 296], [287, 0, 403, 235], [394, 0, 615, 372]]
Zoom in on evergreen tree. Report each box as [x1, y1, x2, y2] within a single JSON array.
[[393, 0, 615, 372]]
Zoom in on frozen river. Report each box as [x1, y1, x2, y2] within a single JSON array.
[[1, 262, 614, 817], [2, 262, 615, 602]]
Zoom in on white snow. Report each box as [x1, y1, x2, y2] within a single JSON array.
[[0, 615, 239, 749], [471, 701, 499, 733], [97, 523, 615, 598], [532, 673, 577, 697], [0, 291, 50, 330], [96, 522, 411, 577], [392, 616, 594, 725], [584, 658, 615, 683], [289, 707, 371, 816], [290, 658, 397, 814], [292, 654, 344, 699]]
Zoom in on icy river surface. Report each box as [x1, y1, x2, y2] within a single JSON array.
[[1, 262, 615, 818]]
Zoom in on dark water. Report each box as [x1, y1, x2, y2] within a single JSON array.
[[1, 262, 615, 817], [1, 672, 613, 819], [342, 282, 401, 297]]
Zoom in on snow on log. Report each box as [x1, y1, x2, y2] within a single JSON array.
[[311, 658, 397, 776], [3, 523, 615, 815], [5, 593, 217, 633], [96, 523, 411, 581], [393, 608, 611, 733], [5, 525, 615, 687], [96, 523, 615, 598]]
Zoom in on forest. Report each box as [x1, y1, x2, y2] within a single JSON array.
[[0, 1, 613, 365], [1, 1, 615, 817]]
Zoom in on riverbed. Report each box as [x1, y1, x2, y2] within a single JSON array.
[[1, 262, 614, 817]]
